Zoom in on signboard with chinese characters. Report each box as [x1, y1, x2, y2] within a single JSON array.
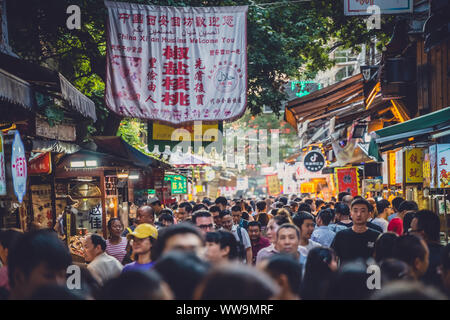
[[344, 0, 413, 16], [405, 148, 424, 183], [395, 149, 403, 185], [11, 131, 27, 203], [335, 167, 359, 197], [31, 184, 53, 228], [164, 174, 187, 194], [0, 132, 6, 195], [266, 174, 281, 196], [35, 118, 76, 142], [28, 152, 52, 175], [105, 1, 248, 124], [437, 144, 450, 188], [303, 150, 325, 172]]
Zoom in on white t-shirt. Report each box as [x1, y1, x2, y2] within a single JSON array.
[[87, 252, 123, 285], [299, 239, 321, 257]]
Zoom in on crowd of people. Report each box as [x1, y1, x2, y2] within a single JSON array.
[[0, 192, 449, 300]]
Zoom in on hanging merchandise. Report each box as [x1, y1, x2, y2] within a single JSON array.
[[11, 131, 27, 203]]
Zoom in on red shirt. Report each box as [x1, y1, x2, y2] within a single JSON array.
[[388, 217, 403, 236], [251, 236, 271, 264]]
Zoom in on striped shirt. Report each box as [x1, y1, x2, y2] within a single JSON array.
[[106, 237, 128, 264]]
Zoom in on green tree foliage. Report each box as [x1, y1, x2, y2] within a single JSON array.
[[7, 0, 394, 139]]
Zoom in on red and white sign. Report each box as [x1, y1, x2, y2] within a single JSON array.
[[11, 131, 27, 203], [105, 1, 248, 124], [28, 152, 52, 175]]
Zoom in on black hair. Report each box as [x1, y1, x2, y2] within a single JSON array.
[[98, 270, 168, 300], [248, 221, 262, 230], [273, 215, 290, 226], [334, 203, 350, 216], [0, 229, 22, 252], [160, 208, 174, 216], [266, 254, 302, 296], [276, 223, 300, 239], [371, 281, 447, 300], [393, 235, 427, 267], [241, 212, 250, 220], [151, 223, 204, 261], [350, 198, 371, 211], [279, 197, 288, 206], [196, 264, 279, 300], [376, 199, 391, 216], [244, 204, 252, 213], [317, 209, 333, 226], [379, 258, 412, 283], [398, 200, 418, 213], [215, 197, 228, 206], [403, 211, 416, 235], [192, 210, 212, 225], [205, 230, 238, 260], [8, 230, 72, 288], [256, 213, 270, 227], [315, 199, 325, 209], [256, 200, 267, 212], [193, 203, 208, 213], [297, 203, 311, 214], [153, 251, 210, 299], [90, 234, 107, 251], [107, 218, 123, 234], [292, 212, 314, 230], [302, 247, 336, 300], [231, 205, 241, 212], [374, 232, 398, 262], [219, 210, 231, 219], [338, 192, 351, 202], [392, 197, 405, 212], [30, 285, 84, 300], [326, 259, 371, 300], [171, 203, 179, 210], [414, 210, 441, 242], [179, 202, 193, 213], [209, 205, 220, 213], [159, 213, 174, 224], [304, 199, 313, 206]]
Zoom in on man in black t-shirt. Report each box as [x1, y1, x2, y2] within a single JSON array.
[[331, 198, 381, 264]]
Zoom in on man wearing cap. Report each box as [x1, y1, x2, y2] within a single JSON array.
[[148, 197, 163, 218], [122, 223, 158, 272]]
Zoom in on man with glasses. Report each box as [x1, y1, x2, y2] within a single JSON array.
[[192, 210, 214, 235], [122, 224, 158, 272]]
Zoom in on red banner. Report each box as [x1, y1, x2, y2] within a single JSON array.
[[335, 167, 359, 197], [28, 152, 52, 175]]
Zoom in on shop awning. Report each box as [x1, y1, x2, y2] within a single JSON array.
[[374, 106, 450, 143], [286, 73, 364, 124], [92, 136, 168, 169], [0, 68, 35, 110], [0, 52, 97, 122]]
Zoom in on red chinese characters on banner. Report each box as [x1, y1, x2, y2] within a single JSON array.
[[336, 167, 359, 197]]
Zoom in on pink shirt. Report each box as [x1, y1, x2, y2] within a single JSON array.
[[106, 237, 128, 264]]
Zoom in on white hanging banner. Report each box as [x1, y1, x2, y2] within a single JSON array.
[[105, 1, 248, 124], [11, 131, 27, 203], [0, 132, 6, 195]]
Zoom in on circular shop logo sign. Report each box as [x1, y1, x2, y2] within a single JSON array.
[[303, 150, 325, 172]]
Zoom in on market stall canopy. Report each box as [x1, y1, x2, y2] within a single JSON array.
[[0, 52, 97, 121], [92, 136, 168, 169], [169, 151, 211, 167], [370, 106, 450, 154], [285, 73, 365, 129]]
